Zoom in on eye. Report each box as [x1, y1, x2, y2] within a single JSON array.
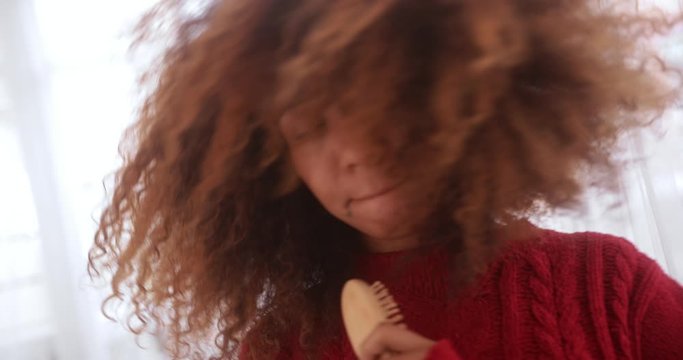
[[291, 117, 327, 142]]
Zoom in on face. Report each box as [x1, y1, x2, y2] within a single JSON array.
[[279, 103, 439, 251]]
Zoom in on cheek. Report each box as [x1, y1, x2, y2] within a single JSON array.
[[291, 150, 342, 210], [305, 171, 341, 210]]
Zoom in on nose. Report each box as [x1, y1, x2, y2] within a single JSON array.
[[338, 138, 384, 173], [325, 107, 388, 174]]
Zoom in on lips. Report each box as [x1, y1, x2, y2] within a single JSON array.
[[352, 181, 404, 202]]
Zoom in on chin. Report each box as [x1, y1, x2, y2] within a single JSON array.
[[357, 218, 415, 241]]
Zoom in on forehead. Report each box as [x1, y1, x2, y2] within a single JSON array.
[[279, 100, 366, 129], [277, 90, 400, 137], [281, 99, 325, 119]]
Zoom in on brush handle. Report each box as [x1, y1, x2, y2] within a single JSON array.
[[341, 279, 406, 358]]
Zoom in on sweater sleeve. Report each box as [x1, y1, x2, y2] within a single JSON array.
[[425, 339, 461, 359], [637, 258, 683, 359]]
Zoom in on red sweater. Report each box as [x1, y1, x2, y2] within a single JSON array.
[[272, 230, 683, 359]]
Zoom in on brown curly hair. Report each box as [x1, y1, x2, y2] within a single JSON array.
[[88, 0, 682, 358]]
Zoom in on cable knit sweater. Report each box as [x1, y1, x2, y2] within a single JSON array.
[[271, 230, 683, 359]]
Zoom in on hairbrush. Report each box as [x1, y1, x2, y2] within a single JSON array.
[[341, 279, 406, 357]]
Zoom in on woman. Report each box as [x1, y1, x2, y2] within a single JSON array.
[[89, 0, 683, 358]]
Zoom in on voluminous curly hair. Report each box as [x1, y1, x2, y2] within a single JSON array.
[[89, 0, 681, 358]]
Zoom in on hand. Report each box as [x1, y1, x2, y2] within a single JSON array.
[[358, 323, 436, 360]]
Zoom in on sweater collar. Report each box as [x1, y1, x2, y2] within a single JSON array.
[[350, 221, 542, 300], [353, 244, 451, 300]]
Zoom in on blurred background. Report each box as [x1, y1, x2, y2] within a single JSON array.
[[0, 0, 681, 359]]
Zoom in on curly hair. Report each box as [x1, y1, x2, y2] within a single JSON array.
[[88, 0, 682, 358]]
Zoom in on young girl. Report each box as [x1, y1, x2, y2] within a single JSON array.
[[89, 0, 683, 359]]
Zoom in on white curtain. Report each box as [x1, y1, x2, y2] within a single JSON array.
[[0, 0, 164, 359], [534, 0, 683, 282], [0, 0, 680, 359]]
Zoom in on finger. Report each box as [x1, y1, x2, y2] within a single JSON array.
[[384, 349, 432, 360], [359, 323, 435, 359]]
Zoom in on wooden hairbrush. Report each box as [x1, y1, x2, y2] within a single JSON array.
[[341, 279, 406, 357]]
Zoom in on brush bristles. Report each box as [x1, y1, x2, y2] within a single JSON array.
[[370, 281, 404, 326]]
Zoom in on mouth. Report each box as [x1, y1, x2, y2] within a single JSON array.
[[352, 180, 405, 202]]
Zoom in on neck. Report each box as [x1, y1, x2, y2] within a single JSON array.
[[362, 219, 539, 253], [363, 233, 422, 253]]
